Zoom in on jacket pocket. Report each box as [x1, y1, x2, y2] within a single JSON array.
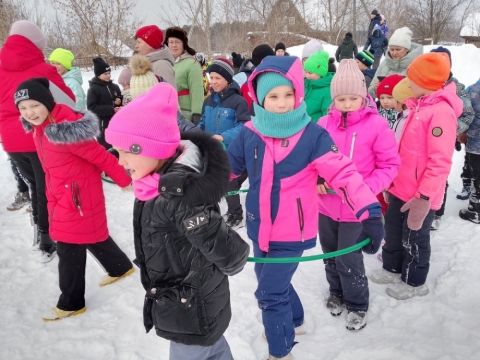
[[148, 284, 208, 335], [71, 181, 84, 216]]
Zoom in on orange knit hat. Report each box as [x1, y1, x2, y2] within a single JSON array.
[[406, 53, 450, 91]]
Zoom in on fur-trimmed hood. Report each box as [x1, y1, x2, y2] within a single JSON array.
[[129, 54, 153, 76], [20, 104, 100, 144], [159, 131, 230, 207]]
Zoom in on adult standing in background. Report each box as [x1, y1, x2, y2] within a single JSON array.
[[0, 20, 75, 261], [49, 48, 86, 111], [364, 25, 389, 69], [231, 52, 244, 74], [335, 32, 358, 62], [368, 27, 423, 98], [134, 25, 176, 89], [368, 9, 382, 37], [164, 26, 204, 124]]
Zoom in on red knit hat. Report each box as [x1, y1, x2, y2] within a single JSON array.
[[377, 74, 404, 98], [135, 25, 163, 50]]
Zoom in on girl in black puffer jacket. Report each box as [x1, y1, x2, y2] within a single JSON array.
[[105, 82, 249, 358], [87, 57, 122, 149]]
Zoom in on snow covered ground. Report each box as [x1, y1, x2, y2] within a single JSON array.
[[1, 44, 480, 359]]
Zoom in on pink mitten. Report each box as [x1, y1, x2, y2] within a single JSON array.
[[400, 197, 431, 231]]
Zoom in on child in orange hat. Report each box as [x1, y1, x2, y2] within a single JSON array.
[[370, 52, 463, 300]]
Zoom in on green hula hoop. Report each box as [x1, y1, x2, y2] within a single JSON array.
[[246, 238, 371, 263]]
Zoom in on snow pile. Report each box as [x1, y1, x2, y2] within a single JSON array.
[[1, 44, 480, 359]]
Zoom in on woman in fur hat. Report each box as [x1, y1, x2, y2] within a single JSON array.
[[164, 27, 204, 124]]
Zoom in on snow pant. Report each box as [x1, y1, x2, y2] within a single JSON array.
[[225, 170, 248, 216], [169, 336, 233, 360], [435, 182, 448, 217], [9, 157, 29, 193], [468, 153, 480, 205], [373, 57, 381, 69], [9, 152, 48, 231], [253, 241, 303, 358], [461, 151, 472, 187], [56, 237, 132, 311], [382, 195, 435, 287], [98, 118, 112, 150], [318, 214, 368, 312]]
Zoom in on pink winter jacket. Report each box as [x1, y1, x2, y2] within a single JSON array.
[[317, 96, 401, 222], [389, 82, 463, 210]]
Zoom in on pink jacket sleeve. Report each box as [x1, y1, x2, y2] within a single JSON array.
[[312, 150, 381, 220], [416, 105, 457, 200], [363, 120, 401, 195], [70, 141, 131, 187]]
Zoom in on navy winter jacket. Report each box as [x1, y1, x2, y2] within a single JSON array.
[[466, 81, 480, 155], [198, 81, 250, 147], [364, 30, 388, 59]]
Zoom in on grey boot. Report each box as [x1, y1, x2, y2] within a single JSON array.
[[6, 191, 31, 211]]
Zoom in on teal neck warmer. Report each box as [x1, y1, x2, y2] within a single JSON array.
[[252, 102, 312, 138]]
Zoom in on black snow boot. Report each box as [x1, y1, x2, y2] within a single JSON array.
[[459, 184, 480, 224], [38, 229, 57, 263]]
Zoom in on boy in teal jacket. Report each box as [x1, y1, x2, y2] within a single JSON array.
[[304, 50, 334, 122]]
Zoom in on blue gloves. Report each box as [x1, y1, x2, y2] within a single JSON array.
[[357, 218, 385, 254]]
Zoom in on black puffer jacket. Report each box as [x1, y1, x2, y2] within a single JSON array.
[[133, 131, 250, 346], [86, 77, 121, 126]]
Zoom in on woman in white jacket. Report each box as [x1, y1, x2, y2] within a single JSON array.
[[49, 48, 86, 111]]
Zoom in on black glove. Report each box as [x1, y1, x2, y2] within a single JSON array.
[[455, 140, 462, 152], [191, 114, 202, 125], [357, 218, 384, 254]]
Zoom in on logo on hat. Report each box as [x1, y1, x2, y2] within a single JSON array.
[[14, 89, 29, 103], [130, 144, 142, 154]]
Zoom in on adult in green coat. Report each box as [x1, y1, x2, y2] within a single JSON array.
[[303, 51, 333, 122], [335, 33, 358, 62], [164, 27, 204, 124], [49, 48, 86, 111]]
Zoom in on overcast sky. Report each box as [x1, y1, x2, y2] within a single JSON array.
[[135, 0, 185, 28]]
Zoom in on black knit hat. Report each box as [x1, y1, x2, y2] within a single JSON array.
[[371, 9, 379, 15], [164, 27, 196, 56], [93, 57, 111, 77], [15, 77, 54, 111], [208, 58, 234, 84], [346, 32, 353, 38], [252, 44, 275, 67], [328, 57, 336, 73], [275, 42, 286, 51], [231, 52, 244, 68]]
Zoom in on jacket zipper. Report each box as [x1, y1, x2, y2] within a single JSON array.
[[296, 198, 305, 241], [72, 181, 84, 216], [39, 135, 55, 196], [254, 145, 258, 176], [216, 109, 221, 130], [339, 187, 354, 211], [342, 112, 347, 128], [349, 132, 357, 159]]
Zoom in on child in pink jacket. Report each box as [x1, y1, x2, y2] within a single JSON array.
[[369, 52, 463, 300], [317, 59, 400, 331], [227, 56, 384, 360]]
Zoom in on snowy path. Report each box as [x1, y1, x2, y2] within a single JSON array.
[[1, 147, 479, 360]]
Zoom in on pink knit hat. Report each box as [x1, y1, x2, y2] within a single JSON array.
[[105, 82, 180, 159], [330, 59, 367, 99], [10, 20, 47, 50]]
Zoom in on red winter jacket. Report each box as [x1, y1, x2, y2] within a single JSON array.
[[0, 35, 75, 153], [22, 104, 131, 244]]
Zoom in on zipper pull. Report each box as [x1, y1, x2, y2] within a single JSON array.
[[77, 205, 84, 217]]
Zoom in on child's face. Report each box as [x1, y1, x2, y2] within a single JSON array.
[[50, 61, 68, 75], [408, 79, 433, 98], [304, 71, 320, 80], [114, 147, 162, 180], [121, 84, 130, 91], [209, 72, 228, 92], [18, 100, 49, 126], [379, 94, 397, 109], [334, 95, 363, 112], [98, 72, 111, 82], [276, 49, 285, 56], [355, 59, 368, 71], [263, 85, 295, 114]]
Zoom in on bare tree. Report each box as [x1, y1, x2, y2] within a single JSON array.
[[0, 0, 46, 46], [47, 0, 142, 65], [405, 0, 478, 43]]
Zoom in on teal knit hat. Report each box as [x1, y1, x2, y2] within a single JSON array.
[[256, 72, 293, 106], [304, 50, 330, 77]]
